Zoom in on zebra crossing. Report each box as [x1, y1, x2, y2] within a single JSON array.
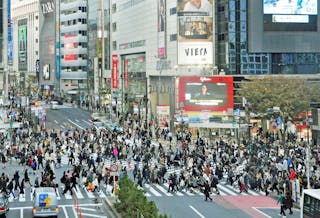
[[7, 185, 109, 203], [143, 182, 266, 198]]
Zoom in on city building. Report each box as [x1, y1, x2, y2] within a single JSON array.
[[0, 0, 8, 96], [59, 0, 88, 102], [11, 0, 39, 96]]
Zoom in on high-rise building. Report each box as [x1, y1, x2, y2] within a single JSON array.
[[59, 0, 88, 102]]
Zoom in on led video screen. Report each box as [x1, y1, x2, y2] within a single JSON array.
[[178, 76, 233, 112], [263, 0, 318, 31]]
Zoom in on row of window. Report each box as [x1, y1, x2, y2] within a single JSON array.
[[62, 66, 88, 71], [61, 42, 88, 48], [61, 54, 88, 59], [61, 31, 87, 37], [61, 18, 87, 26]]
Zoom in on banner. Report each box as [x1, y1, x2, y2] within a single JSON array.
[[18, 19, 28, 70], [124, 59, 129, 89], [112, 54, 119, 89], [158, 0, 166, 58], [177, 0, 213, 65]]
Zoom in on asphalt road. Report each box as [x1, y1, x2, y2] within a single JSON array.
[[41, 105, 302, 218]]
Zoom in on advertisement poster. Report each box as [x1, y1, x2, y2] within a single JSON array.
[[43, 64, 50, 80], [112, 54, 119, 89], [18, 24, 27, 65], [264, 0, 317, 15], [157, 105, 170, 128], [177, 0, 213, 65], [158, 0, 166, 58], [7, 0, 13, 64]]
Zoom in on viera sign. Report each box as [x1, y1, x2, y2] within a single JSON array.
[[178, 42, 213, 65], [41, 1, 55, 14]]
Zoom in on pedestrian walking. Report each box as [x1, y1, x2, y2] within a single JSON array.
[[204, 182, 212, 201], [277, 191, 286, 217]]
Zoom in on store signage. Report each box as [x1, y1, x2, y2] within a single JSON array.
[[112, 54, 119, 89], [41, 1, 55, 14], [124, 59, 129, 89]]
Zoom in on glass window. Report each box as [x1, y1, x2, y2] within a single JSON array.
[[170, 7, 176, 15], [170, 34, 177, 41]]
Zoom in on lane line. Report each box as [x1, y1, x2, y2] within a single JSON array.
[[68, 119, 84, 130], [80, 213, 108, 218], [62, 206, 68, 218], [189, 205, 206, 218], [252, 207, 272, 218], [20, 208, 23, 218], [73, 186, 84, 199]]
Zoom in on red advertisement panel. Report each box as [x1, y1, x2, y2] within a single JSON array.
[[124, 59, 129, 89], [112, 54, 118, 89], [178, 76, 234, 111]]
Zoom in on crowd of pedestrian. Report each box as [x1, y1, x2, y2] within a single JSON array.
[[0, 102, 319, 218]]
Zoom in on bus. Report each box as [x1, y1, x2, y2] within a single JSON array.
[[301, 189, 320, 218]]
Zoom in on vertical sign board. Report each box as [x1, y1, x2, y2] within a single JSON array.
[[18, 18, 28, 71], [8, 0, 13, 65], [158, 0, 166, 58], [112, 54, 119, 89], [177, 0, 213, 65], [124, 59, 129, 89]]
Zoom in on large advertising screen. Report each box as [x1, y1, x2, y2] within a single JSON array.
[[18, 19, 28, 71], [8, 0, 13, 64], [178, 76, 233, 112], [263, 0, 318, 31], [177, 0, 213, 65], [264, 0, 317, 15]]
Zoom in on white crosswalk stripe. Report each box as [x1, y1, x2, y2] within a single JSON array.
[[143, 183, 267, 198], [8, 186, 109, 202]]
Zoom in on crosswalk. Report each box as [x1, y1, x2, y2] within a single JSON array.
[[8, 185, 109, 203], [143, 182, 266, 198]]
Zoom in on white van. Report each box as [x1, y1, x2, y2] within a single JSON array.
[[51, 101, 59, 110], [32, 187, 59, 217]]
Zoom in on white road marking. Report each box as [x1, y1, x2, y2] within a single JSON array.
[[189, 205, 206, 218], [145, 184, 161, 197], [68, 119, 84, 130], [217, 184, 237, 195], [62, 206, 68, 218], [80, 207, 97, 212], [54, 120, 58, 124], [75, 119, 80, 122], [83, 187, 96, 198], [145, 192, 151, 197], [20, 208, 23, 218], [155, 184, 173, 196], [83, 119, 92, 125], [80, 213, 108, 218], [163, 183, 184, 196], [73, 186, 84, 199], [60, 125, 65, 129], [252, 207, 273, 218]]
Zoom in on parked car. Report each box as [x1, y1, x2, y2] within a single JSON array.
[[0, 193, 9, 217]]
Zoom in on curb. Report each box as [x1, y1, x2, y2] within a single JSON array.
[[104, 197, 122, 218]]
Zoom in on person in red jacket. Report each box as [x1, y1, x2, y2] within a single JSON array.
[[289, 168, 296, 180]]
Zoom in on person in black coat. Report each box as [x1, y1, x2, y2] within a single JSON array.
[[204, 182, 212, 201]]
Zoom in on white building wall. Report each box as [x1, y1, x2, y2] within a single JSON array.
[[111, 0, 200, 77], [11, 0, 39, 77]]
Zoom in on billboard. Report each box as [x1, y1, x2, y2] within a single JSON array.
[[8, 0, 13, 64], [264, 0, 317, 15], [178, 76, 234, 112], [18, 20, 27, 71], [177, 0, 213, 65], [158, 0, 166, 58], [263, 0, 318, 31], [43, 64, 50, 80]]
